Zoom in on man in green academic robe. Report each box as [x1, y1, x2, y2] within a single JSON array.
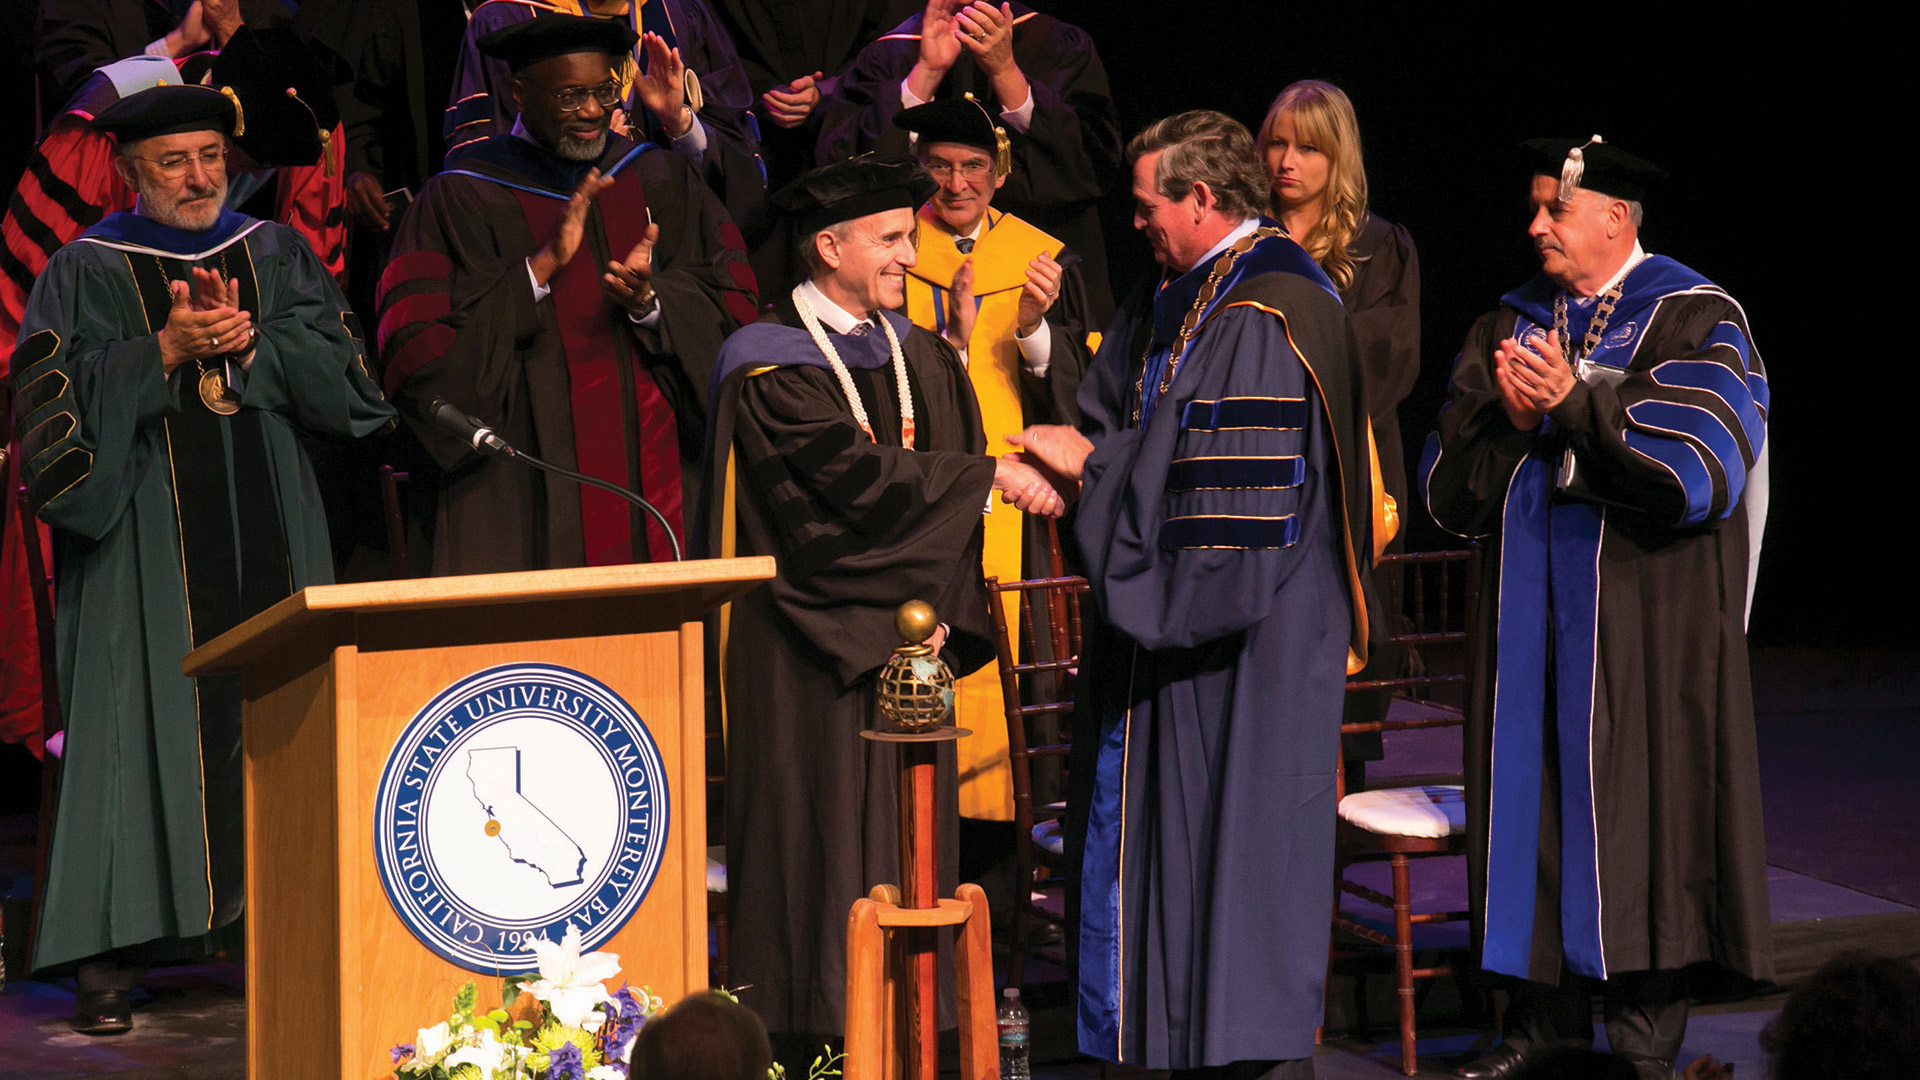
[[11, 83, 393, 1033]]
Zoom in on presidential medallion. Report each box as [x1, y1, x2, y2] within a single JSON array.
[[197, 365, 241, 416]]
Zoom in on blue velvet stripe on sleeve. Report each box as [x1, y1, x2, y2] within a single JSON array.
[[1620, 427, 1718, 526], [1166, 456, 1305, 491], [1179, 397, 1309, 431], [1648, 354, 1766, 457], [1159, 514, 1301, 549]]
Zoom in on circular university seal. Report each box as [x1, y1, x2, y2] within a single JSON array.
[[372, 663, 670, 972]]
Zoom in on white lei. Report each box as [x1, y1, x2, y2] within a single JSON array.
[[791, 284, 916, 449]]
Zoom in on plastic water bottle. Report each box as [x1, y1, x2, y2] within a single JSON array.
[[997, 986, 1031, 1079]]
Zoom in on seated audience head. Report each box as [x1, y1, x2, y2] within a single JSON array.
[[772, 157, 938, 317], [632, 991, 772, 1080], [1257, 79, 1368, 288], [1519, 135, 1664, 296], [481, 13, 638, 161], [894, 95, 1011, 237], [1760, 951, 1920, 1080], [1126, 110, 1269, 273], [96, 85, 238, 232]]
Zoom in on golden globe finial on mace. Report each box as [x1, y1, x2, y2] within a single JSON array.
[[875, 600, 955, 732]]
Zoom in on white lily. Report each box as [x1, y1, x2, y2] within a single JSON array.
[[444, 1027, 513, 1076], [413, 1020, 455, 1065], [522, 924, 621, 1028]]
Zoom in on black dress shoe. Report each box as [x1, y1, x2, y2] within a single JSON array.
[[1452, 1042, 1580, 1079], [71, 989, 133, 1035]]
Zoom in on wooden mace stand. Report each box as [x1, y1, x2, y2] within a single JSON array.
[[845, 726, 999, 1080]]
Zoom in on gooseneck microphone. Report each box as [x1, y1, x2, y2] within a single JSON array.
[[424, 397, 683, 562]]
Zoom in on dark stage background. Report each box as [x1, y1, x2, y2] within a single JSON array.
[[1056, 0, 1887, 649], [0, 3, 1892, 648]]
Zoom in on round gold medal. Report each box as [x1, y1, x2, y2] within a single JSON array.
[[197, 366, 241, 416]]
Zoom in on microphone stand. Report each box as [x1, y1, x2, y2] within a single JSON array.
[[498, 444, 685, 563]]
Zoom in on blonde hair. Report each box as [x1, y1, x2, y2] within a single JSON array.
[[1257, 80, 1369, 291]]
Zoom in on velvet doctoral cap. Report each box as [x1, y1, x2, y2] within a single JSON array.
[[1522, 135, 1666, 203], [772, 158, 938, 236], [894, 98, 1000, 153], [478, 12, 639, 73], [210, 25, 338, 167], [93, 84, 237, 142]]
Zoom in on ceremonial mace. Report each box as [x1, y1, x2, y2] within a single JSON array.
[[846, 602, 999, 1080]]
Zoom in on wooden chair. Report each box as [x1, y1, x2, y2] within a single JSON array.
[[1329, 546, 1481, 1076], [984, 539, 1088, 988], [378, 464, 411, 579]]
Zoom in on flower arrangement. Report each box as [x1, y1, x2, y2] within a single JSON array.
[[386, 925, 661, 1080], [382, 925, 844, 1080]]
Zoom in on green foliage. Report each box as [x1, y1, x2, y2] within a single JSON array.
[[808, 1045, 846, 1080]]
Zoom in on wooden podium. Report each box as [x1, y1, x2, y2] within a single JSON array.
[[182, 558, 774, 1080]]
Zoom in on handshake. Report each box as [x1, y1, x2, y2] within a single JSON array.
[[989, 424, 1095, 519]]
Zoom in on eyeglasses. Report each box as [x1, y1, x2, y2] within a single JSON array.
[[127, 147, 228, 179], [540, 79, 623, 113], [924, 159, 993, 181]]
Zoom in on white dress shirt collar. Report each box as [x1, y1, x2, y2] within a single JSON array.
[[797, 279, 873, 334]]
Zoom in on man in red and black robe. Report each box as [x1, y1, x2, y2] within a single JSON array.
[[380, 13, 757, 573]]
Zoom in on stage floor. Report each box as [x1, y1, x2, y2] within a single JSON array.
[[2, 646, 1915, 1078]]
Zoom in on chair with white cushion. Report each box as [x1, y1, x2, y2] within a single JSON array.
[[1330, 545, 1481, 1076]]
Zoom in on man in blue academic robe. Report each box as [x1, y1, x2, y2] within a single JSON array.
[[14, 83, 392, 1032], [1422, 138, 1772, 1080], [1011, 110, 1381, 1079]]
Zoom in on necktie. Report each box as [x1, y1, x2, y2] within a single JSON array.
[[848, 321, 872, 336], [955, 237, 975, 254]]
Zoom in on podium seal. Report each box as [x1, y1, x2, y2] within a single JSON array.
[[372, 662, 670, 971]]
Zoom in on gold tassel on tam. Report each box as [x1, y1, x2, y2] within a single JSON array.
[[962, 92, 1012, 177], [284, 87, 335, 175], [219, 86, 245, 136]]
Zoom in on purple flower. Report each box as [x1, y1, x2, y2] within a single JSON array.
[[547, 1041, 584, 1080], [603, 983, 648, 1061], [389, 1043, 416, 1064]]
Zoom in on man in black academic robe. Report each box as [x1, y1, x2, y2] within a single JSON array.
[[381, 13, 757, 574], [1010, 111, 1381, 1079], [703, 157, 1062, 1050], [443, 0, 766, 240], [14, 83, 392, 1033], [816, 0, 1120, 324], [1421, 139, 1773, 1080]]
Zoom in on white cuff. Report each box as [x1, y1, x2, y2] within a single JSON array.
[[526, 258, 551, 302], [999, 85, 1034, 133], [901, 78, 929, 111], [628, 302, 661, 328], [145, 37, 171, 58], [1015, 319, 1051, 376]]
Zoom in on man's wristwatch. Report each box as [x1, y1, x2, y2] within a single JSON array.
[[631, 289, 660, 318]]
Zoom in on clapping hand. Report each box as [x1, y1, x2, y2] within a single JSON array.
[[157, 276, 253, 374], [603, 219, 658, 314], [1492, 330, 1574, 431], [942, 257, 976, 352], [1016, 251, 1062, 335], [635, 32, 694, 138], [761, 71, 824, 129]]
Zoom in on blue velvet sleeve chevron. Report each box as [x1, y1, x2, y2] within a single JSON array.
[[1075, 303, 1342, 651], [1553, 295, 1768, 528], [1160, 396, 1311, 550]]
